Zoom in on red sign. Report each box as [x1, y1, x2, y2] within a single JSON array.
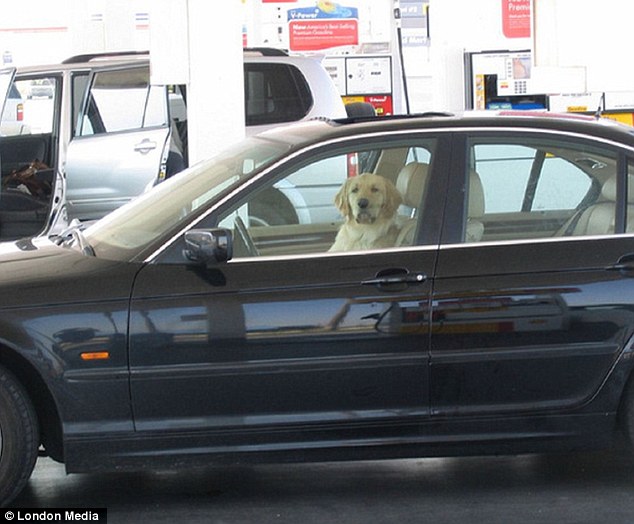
[[343, 95, 393, 117], [501, 0, 531, 38], [289, 19, 358, 51]]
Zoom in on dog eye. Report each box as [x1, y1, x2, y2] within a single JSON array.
[[351, 186, 359, 193], [371, 186, 379, 192]]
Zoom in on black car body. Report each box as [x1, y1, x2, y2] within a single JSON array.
[[3, 111, 634, 506]]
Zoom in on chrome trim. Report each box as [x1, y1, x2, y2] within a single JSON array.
[[144, 124, 634, 263], [440, 232, 634, 250], [225, 243, 439, 264]]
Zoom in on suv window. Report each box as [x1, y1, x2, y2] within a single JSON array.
[[466, 137, 617, 242], [1, 76, 57, 136], [79, 67, 167, 136], [244, 63, 312, 126], [71, 72, 89, 136]]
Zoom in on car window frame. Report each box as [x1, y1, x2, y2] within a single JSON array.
[[76, 63, 168, 138], [152, 130, 454, 265], [441, 129, 633, 246]]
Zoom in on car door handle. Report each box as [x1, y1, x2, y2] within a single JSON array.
[[134, 139, 157, 154], [361, 269, 427, 287], [605, 254, 634, 273]]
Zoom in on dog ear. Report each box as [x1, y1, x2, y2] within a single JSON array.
[[381, 179, 403, 218], [334, 178, 352, 219]]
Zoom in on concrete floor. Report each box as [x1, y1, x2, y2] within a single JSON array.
[[9, 450, 634, 523]]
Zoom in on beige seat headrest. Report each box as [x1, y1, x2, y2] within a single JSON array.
[[602, 175, 634, 203], [396, 162, 429, 208]]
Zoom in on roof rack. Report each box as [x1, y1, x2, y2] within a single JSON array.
[[63, 47, 288, 64], [242, 47, 289, 57], [62, 50, 148, 64]]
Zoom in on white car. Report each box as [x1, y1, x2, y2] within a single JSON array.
[[0, 82, 25, 135], [0, 49, 346, 241]]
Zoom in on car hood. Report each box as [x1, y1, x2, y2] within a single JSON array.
[[0, 237, 142, 309]]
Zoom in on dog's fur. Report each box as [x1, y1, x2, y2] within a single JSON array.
[[329, 173, 402, 252]]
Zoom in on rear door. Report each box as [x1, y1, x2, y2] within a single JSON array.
[[65, 64, 170, 221], [431, 130, 634, 418]]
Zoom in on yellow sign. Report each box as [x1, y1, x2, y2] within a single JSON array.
[[566, 106, 588, 112], [602, 112, 634, 126]]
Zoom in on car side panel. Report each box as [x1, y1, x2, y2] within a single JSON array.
[[127, 250, 434, 446], [431, 237, 634, 416]]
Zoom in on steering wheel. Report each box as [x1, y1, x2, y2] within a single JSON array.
[[234, 216, 260, 257]]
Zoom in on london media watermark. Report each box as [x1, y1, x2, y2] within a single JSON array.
[[2, 509, 107, 522]]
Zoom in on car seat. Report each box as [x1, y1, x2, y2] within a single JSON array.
[[557, 175, 634, 236], [394, 162, 429, 246]]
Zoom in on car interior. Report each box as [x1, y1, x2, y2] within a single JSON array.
[[466, 140, 628, 243], [223, 145, 433, 258], [0, 75, 58, 239]]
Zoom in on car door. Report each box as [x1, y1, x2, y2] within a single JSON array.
[[64, 64, 170, 221], [127, 135, 449, 450], [430, 131, 634, 418]]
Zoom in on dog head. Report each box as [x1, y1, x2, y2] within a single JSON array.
[[334, 173, 402, 224]]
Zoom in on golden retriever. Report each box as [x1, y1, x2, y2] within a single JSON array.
[[329, 172, 402, 252]]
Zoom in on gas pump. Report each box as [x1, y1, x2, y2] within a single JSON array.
[[465, 49, 547, 111]]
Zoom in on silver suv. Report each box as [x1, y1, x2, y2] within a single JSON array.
[[0, 50, 346, 241]]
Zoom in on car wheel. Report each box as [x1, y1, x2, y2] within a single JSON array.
[[0, 365, 39, 508]]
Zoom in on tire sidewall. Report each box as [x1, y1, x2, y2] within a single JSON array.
[[0, 367, 38, 507]]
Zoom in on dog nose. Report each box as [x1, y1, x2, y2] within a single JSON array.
[[358, 198, 369, 209]]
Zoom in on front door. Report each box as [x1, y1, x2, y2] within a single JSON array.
[[128, 136, 447, 451]]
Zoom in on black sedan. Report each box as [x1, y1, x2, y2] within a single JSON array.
[[4, 111, 634, 506]]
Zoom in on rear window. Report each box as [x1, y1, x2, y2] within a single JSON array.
[[244, 63, 312, 126]]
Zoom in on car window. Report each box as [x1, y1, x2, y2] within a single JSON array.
[[79, 66, 167, 136], [465, 137, 619, 243], [244, 63, 312, 126], [216, 141, 437, 258], [71, 72, 89, 136], [1, 76, 57, 136]]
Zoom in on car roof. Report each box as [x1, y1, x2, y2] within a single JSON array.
[[257, 110, 634, 150]]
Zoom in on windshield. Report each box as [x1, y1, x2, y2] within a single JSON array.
[[82, 136, 290, 261]]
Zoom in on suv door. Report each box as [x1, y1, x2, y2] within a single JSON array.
[[64, 64, 171, 221], [431, 131, 634, 420]]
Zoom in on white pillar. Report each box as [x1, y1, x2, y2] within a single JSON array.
[[150, 0, 245, 164], [103, 0, 136, 51]]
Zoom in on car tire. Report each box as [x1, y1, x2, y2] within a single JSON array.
[[250, 188, 298, 226], [0, 365, 39, 508], [619, 373, 634, 452]]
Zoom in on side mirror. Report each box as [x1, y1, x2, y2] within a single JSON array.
[[183, 228, 233, 264]]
